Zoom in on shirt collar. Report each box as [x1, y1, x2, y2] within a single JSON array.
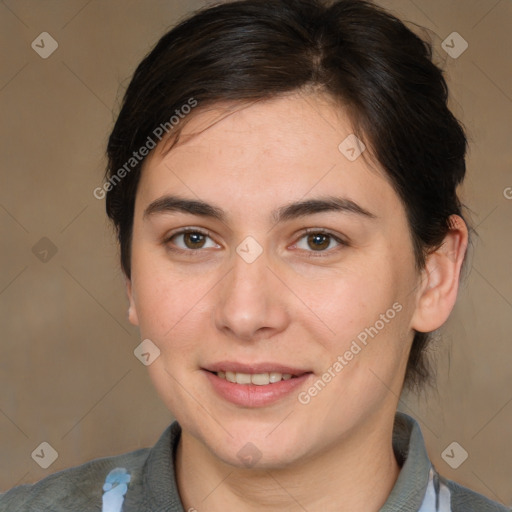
[[380, 412, 432, 511], [144, 412, 431, 511]]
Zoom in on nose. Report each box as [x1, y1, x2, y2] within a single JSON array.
[[213, 248, 290, 342]]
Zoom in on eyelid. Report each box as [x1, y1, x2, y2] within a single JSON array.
[[164, 227, 221, 253], [290, 228, 349, 256], [165, 226, 213, 238], [163, 226, 349, 256], [298, 227, 348, 243]]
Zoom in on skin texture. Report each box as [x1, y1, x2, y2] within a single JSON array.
[[126, 92, 468, 511]]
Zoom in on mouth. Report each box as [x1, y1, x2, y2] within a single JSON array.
[[207, 370, 301, 386], [202, 362, 313, 407], [203, 362, 311, 384]]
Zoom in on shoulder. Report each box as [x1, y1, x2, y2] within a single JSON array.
[[391, 413, 509, 512], [0, 447, 150, 512], [443, 476, 510, 512]]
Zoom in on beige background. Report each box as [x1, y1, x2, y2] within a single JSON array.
[[1, 0, 511, 507]]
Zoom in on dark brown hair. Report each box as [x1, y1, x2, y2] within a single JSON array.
[[105, 0, 468, 390]]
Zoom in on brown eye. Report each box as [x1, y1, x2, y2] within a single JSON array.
[[294, 230, 347, 255], [307, 233, 331, 251], [167, 229, 220, 252], [182, 232, 207, 249]]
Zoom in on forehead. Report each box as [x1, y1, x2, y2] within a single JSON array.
[[136, 93, 396, 218]]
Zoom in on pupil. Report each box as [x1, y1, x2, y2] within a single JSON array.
[[185, 232, 205, 249], [308, 233, 329, 251]]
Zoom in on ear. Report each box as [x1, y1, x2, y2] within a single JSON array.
[[125, 276, 139, 326], [411, 215, 468, 333]]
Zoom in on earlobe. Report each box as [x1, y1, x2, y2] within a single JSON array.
[[125, 276, 140, 326], [411, 215, 468, 333]]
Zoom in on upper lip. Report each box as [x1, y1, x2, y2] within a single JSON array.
[[203, 361, 312, 376]]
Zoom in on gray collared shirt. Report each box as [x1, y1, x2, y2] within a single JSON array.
[[1, 413, 508, 511]]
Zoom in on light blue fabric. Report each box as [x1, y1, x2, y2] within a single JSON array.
[[1, 415, 508, 511], [418, 468, 452, 511], [101, 468, 131, 512]]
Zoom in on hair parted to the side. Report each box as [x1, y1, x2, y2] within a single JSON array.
[[105, 0, 468, 391]]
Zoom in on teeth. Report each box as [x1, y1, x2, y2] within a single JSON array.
[[269, 372, 282, 383], [236, 372, 252, 384], [251, 373, 270, 385], [216, 371, 295, 385]]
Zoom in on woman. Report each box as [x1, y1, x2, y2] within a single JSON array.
[[1, 0, 507, 510]]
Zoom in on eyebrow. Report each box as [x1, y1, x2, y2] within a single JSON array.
[[143, 194, 376, 223]]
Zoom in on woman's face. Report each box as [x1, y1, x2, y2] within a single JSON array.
[[127, 92, 422, 468]]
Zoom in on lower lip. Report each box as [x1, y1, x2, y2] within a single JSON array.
[[203, 370, 312, 407]]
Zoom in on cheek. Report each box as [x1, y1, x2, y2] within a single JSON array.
[[132, 264, 210, 405], [130, 254, 218, 356], [304, 261, 413, 378], [131, 255, 182, 334], [303, 263, 395, 333]]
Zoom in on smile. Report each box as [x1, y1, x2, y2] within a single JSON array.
[[203, 365, 313, 407], [214, 370, 295, 385]]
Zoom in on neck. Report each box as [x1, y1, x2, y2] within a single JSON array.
[[176, 413, 400, 512]]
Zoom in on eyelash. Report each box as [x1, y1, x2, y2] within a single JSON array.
[[164, 227, 348, 258], [164, 228, 218, 256], [293, 228, 349, 257]]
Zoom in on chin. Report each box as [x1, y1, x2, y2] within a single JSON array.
[[215, 442, 302, 471], [201, 422, 307, 470]]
